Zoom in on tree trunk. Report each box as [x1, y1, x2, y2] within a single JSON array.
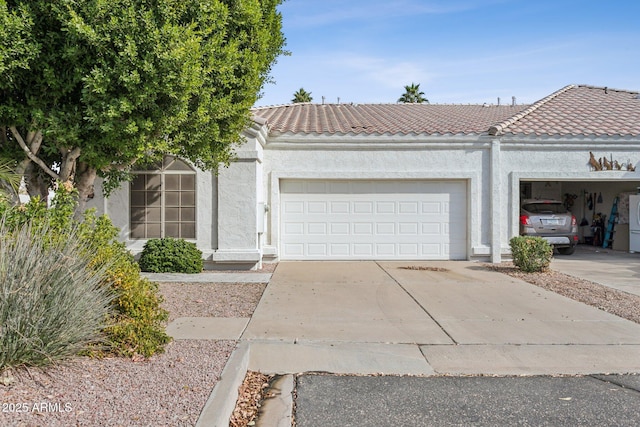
[[75, 162, 97, 218], [24, 162, 49, 203], [58, 146, 82, 183]]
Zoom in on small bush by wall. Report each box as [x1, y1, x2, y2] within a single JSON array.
[[0, 223, 113, 370], [509, 236, 553, 273], [138, 238, 203, 274]]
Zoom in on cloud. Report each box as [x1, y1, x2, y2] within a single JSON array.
[[281, 0, 508, 29], [335, 55, 433, 89]]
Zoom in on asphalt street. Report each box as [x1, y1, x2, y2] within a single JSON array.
[[294, 374, 640, 427]]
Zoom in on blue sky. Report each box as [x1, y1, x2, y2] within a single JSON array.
[[257, 0, 640, 106]]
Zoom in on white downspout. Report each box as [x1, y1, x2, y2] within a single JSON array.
[[490, 139, 502, 263]]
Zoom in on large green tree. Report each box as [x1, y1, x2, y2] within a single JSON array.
[[0, 0, 285, 211], [398, 83, 428, 104]]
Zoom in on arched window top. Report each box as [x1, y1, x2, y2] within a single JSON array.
[[136, 155, 195, 173]]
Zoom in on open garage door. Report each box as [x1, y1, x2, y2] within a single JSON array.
[[519, 180, 640, 251]]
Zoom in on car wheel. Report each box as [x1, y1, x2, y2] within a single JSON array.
[[557, 246, 576, 255]]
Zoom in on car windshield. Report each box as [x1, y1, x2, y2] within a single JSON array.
[[523, 202, 566, 214]]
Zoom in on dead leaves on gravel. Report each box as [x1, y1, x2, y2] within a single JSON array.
[[229, 371, 274, 427]]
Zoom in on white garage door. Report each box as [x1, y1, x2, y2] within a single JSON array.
[[280, 180, 467, 260]]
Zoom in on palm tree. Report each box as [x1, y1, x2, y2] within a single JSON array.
[[0, 158, 22, 205], [292, 88, 313, 103], [397, 83, 428, 103]]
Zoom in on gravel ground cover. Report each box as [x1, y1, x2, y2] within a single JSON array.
[[159, 282, 267, 322], [0, 281, 266, 427]]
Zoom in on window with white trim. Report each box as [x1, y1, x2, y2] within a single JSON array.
[[130, 156, 196, 239]]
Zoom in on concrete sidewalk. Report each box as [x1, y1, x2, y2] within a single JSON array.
[[551, 246, 640, 296]]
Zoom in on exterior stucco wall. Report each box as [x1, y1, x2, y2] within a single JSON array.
[[210, 123, 266, 267], [96, 126, 640, 266], [84, 180, 107, 216], [261, 135, 494, 260]]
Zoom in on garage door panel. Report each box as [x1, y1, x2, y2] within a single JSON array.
[[284, 222, 304, 234], [307, 202, 327, 213], [307, 223, 327, 234], [280, 180, 467, 260], [284, 243, 304, 256], [376, 202, 395, 214], [354, 243, 374, 256], [422, 223, 441, 234], [329, 181, 350, 192], [399, 222, 418, 234], [422, 202, 442, 214], [308, 244, 327, 256], [354, 202, 373, 213], [399, 202, 419, 214], [376, 243, 395, 255], [281, 180, 305, 193], [331, 202, 350, 213], [422, 243, 441, 256], [353, 223, 374, 234], [399, 243, 419, 256], [283, 201, 304, 214], [331, 243, 349, 256], [376, 223, 395, 234], [331, 223, 350, 234], [351, 181, 375, 193], [307, 181, 328, 193]]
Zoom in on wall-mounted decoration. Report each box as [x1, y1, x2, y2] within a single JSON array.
[[589, 152, 635, 172]]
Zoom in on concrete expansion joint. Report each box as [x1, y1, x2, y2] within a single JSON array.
[[374, 260, 459, 345]]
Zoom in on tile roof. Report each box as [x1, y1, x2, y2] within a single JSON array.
[[490, 85, 640, 137], [252, 103, 529, 136], [252, 85, 640, 138]]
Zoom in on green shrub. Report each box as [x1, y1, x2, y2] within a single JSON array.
[[78, 212, 170, 358], [0, 222, 114, 370], [0, 183, 170, 359], [139, 237, 203, 273], [509, 236, 553, 272]]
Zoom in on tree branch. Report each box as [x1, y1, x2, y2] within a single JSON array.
[[104, 156, 140, 172], [10, 126, 60, 181], [15, 131, 43, 176], [27, 130, 43, 154]]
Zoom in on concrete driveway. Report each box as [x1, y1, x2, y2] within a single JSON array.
[[242, 261, 640, 376], [551, 246, 640, 296]]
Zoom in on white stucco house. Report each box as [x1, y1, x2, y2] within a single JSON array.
[[88, 84, 640, 269]]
